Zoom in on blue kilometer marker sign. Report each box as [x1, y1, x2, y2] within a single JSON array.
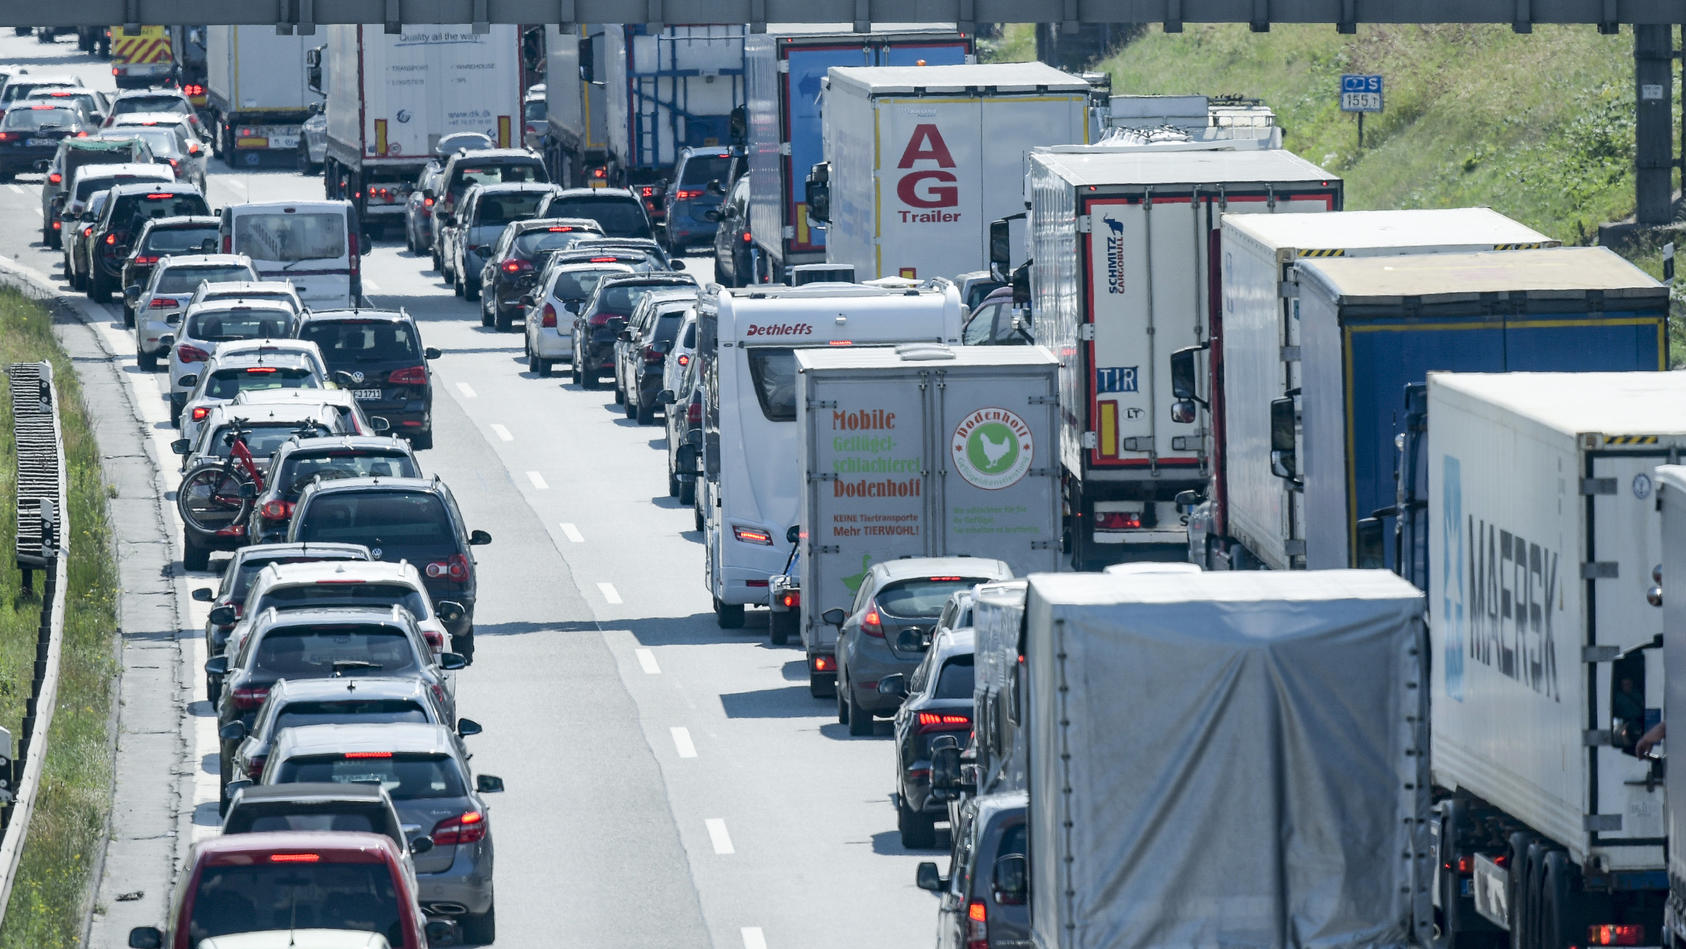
[[1340, 74, 1383, 113]]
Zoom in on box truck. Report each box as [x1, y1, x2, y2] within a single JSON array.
[[1421, 371, 1682, 948], [1188, 208, 1556, 573], [204, 26, 316, 164], [813, 62, 1089, 282], [793, 345, 1060, 692], [698, 281, 963, 645], [312, 26, 523, 231], [1281, 247, 1666, 574], [1026, 146, 1340, 569], [1658, 465, 1686, 949], [743, 26, 973, 284], [1024, 568, 1430, 949]]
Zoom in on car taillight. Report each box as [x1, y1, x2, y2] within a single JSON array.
[[222, 235, 232, 253], [0, 133, 12, 142], [861, 602, 884, 638], [149, 296, 179, 309], [388, 366, 427, 385], [780, 591, 800, 609], [244, 755, 267, 780], [191, 406, 210, 421], [231, 685, 269, 709], [423, 196, 434, 207], [51, 221, 59, 230], [674, 188, 703, 200], [686, 400, 701, 425], [1588, 924, 1646, 946], [642, 345, 664, 363], [917, 711, 971, 732], [425, 554, 470, 583], [966, 901, 988, 949], [104, 233, 117, 245], [268, 852, 320, 863], [175, 344, 210, 363], [677, 354, 689, 367], [133, 255, 156, 264], [741, 230, 752, 243], [588, 312, 621, 327], [541, 304, 556, 328], [733, 526, 772, 545], [501, 259, 531, 274], [259, 500, 293, 521], [431, 810, 486, 846], [167, 158, 180, 171], [47, 172, 61, 184], [422, 629, 444, 653], [81, 226, 93, 237]]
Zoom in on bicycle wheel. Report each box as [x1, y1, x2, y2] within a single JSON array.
[[177, 465, 254, 536]]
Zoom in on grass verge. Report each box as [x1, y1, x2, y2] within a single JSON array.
[[0, 286, 119, 949]]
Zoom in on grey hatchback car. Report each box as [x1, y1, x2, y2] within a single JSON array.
[[824, 556, 1011, 737], [262, 721, 504, 943]]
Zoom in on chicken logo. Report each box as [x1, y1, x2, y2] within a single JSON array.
[[952, 407, 1034, 491]]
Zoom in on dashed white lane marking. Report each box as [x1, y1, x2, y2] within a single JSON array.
[[526, 470, 548, 490], [741, 928, 767, 949], [670, 726, 697, 759], [596, 581, 621, 604], [559, 522, 583, 543], [705, 818, 734, 855], [635, 648, 660, 674], [455, 382, 477, 398], [489, 423, 512, 442]]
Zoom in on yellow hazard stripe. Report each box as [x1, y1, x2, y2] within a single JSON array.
[[1493, 242, 1547, 250], [1604, 435, 1661, 445], [1296, 248, 1345, 258]]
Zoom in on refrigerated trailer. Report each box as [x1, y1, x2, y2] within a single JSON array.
[[1658, 465, 1686, 949], [1026, 146, 1340, 569], [1423, 370, 1684, 949], [204, 26, 315, 163]]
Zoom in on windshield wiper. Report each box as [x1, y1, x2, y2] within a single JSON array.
[[331, 659, 382, 675]]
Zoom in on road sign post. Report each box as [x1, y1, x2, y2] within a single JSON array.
[[1340, 73, 1383, 149]]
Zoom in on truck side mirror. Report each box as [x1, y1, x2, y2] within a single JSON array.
[[304, 46, 323, 94], [915, 861, 944, 892], [989, 218, 1011, 274], [1169, 345, 1203, 401], [1170, 400, 1197, 424], [577, 37, 595, 83], [992, 853, 1028, 905], [1269, 397, 1298, 481], [1354, 516, 1386, 570], [804, 162, 831, 224]]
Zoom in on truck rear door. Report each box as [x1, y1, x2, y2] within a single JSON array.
[[931, 371, 1059, 573]]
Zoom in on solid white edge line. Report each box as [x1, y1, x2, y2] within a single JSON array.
[[526, 470, 548, 490], [705, 818, 734, 855], [596, 581, 621, 604], [455, 382, 477, 398], [6, 185, 21, 195], [670, 726, 697, 759], [635, 648, 660, 674], [559, 522, 584, 543], [741, 928, 767, 949], [489, 423, 513, 442]]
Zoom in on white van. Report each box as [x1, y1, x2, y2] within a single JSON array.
[[700, 280, 963, 629], [219, 200, 360, 310]]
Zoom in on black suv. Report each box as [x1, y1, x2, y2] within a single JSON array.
[[480, 217, 602, 331], [616, 289, 694, 425], [294, 309, 441, 450], [121, 214, 221, 324], [571, 272, 696, 389], [429, 147, 548, 266], [287, 476, 491, 660], [537, 188, 655, 240], [246, 435, 422, 544], [88, 181, 210, 302]]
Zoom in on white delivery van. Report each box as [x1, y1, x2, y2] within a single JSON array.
[[220, 200, 360, 310], [699, 280, 964, 629]]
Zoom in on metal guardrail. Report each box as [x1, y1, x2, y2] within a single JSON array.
[[0, 360, 69, 920]]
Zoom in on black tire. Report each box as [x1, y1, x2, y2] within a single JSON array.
[[581, 366, 598, 390], [770, 610, 795, 646], [534, 358, 551, 377], [122, 302, 134, 329], [431, 245, 442, 273], [410, 429, 433, 451], [613, 377, 625, 405], [808, 671, 834, 699], [835, 675, 850, 725], [846, 683, 873, 736], [90, 270, 111, 303], [678, 476, 695, 506], [1539, 851, 1578, 949], [636, 396, 654, 426], [714, 598, 744, 629], [464, 276, 480, 301], [480, 306, 492, 328], [494, 306, 510, 333], [450, 629, 474, 665], [460, 903, 495, 945], [570, 355, 583, 386], [897, 798, 936, 849], [205, 673, 221, 707], [217, 757, 231, 816], [182, 534, 211, 572], [178, 466, 253, 537], [453, 272, 465, 297], [137, 347, 158, 372], [667, 469, 680, 498], [693, 501, 704, 533]]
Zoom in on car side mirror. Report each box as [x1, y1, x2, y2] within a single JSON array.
[[368, 416, 391, 433], [915, 861, 944, 893], [177, 373, 198, 388], [992, 853, 1028, 905], [435, 600, 465, 623], [651, 340, 670, 355], [170, 438, 191, 455], [617, 329, 632, 342], [456, 717, 483, 737], [468, 529, 492, 546], [475, 773, 505, 794], [703, 208, 722, 222], [332, 370, 356, 388], [208, 605, 237, 626], [930, 742, 962, 790], [424, 919, 459, 947], [192, 586, 215, 602], [876, 673, 908, 699], [519, 294, 534, 306], [409, 834, 434, 855], [786, 525, 800, 544], [218, 721, 246, 741], [424, 347, 442, 360], [821, 608, 846, 628], [657, 389, 676, 405], [1269, 397, 1298, 481], [707, 177, 724, 195], [128, 927, 164, 949], [204, 656, 229, 677], [439, 653, 468, 671]]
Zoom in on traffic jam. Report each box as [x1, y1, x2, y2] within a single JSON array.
[[1, 14, 1683, 949]]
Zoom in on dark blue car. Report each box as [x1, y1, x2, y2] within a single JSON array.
[[660, 146, 736, 253]]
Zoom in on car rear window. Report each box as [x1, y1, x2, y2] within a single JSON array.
[[114, 96, 187, 115], [454, 163, 542, 194], [189, 862, 399, 945], [934, 655, 975, 700], [141, 226, 218, 254], [545, 197, 650, 239], [74, 174, 141, 202], [187, 309, 294, 342], [475, 192, 546, 227], [273, 698, 431, 732], [202, 422, 333, 461], [876, 578, 989, 619], [651, 311, 685, 346], [550, 267, 620, 301], [681, 320, 696, 348], [297, 321, 420, 364], [204, 367, 317, 400], [159, 264, 256, 294], [295, 492, 455, 546], [252, 625, 419, 677], [523, 100, 545, 123], [678, 155, 732, 187], [205, 289, 294, 309], [278, 752, 466, 800], [276, 451, 419, 499], [515, 229, 596, 256], [227, 805, 393, 837], [229, 555, 362, 602], [260, 582, 430, 619], [114, 192, 211, 226], [1, 107, 77, 129], [745, 347, 796, 422], [235, 212, 347, 262], [122, 126, 182, 158]]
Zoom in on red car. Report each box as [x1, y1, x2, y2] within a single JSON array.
[[127, 831, 452, 949]]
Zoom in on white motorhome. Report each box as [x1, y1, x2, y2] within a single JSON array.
[[219, 200, 360, 310], [699, 280, 964, 629]]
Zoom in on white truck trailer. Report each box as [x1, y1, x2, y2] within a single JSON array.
[[814, 62, 1089, 281], [1024, 568, 1431, 949], [1658, 465, 1686, 949], [1026, 146, 1340, 569], [203, 26, 316, 164], [1425, 371, 1683, 949], [793, 345, 1060, 694], [314, 25, 522, 230]]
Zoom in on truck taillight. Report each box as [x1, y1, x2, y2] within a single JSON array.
[[861, 602, 884, 638], [1588, 924, 1645, 946], [780, 591, 800, 609], [966, 901, 987, 949], [540, 304, 556, 328], [1096, 511, 1142, 530]]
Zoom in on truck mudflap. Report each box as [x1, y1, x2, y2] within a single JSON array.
[[1471, 853, 1510, 929]]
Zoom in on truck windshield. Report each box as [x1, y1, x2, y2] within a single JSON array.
[[745, 347, 796, 422]]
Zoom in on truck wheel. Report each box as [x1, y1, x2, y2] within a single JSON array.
[[713, 598, 744, 629], [1538, 852, 1579, 949], [897, 799, 936, 849]]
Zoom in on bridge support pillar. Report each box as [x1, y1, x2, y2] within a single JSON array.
[[1634, 24, 1675, 226]]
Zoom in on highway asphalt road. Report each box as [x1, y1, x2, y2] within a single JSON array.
[[0, 31, 941, 949]]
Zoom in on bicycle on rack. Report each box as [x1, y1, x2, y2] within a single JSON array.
[[176, 420, 325, 568]]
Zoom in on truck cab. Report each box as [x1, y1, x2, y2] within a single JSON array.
[[916, 791, 1029, 949]]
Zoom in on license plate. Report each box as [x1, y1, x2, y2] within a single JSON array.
[[26, 138, 51, 147], [353, 388, 383, 400], [1460, 878, 1473, 897], [267, 136, 299, 149]]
